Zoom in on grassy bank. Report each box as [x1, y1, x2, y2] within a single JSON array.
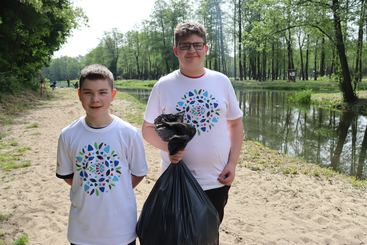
[[115, 80, 155, 90], [114, 78, 367, 92], [0, 90, 54, 172]]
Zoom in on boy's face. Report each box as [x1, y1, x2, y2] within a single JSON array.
[[78, 79, 116, 119], [173, 34, 208, 71]]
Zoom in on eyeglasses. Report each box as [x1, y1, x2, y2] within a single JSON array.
[[178, 42, 205, 51]]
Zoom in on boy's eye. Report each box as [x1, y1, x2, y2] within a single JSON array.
[[179, 43, 191, 50], [178, 42, 204, 50], [193, 43, 204, 49]]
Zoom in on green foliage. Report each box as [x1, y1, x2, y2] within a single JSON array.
[[12, 234, 28, 245], [42, 56, 82, 81], [288, 90, 312, 105], [0, 0, 84, 93]]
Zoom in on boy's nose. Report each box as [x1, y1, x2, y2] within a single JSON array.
[[91, 95, 100, 102]]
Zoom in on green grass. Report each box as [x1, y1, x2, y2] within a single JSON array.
[[288, 89, 312, 105], [0, 214, 10, 222], [0, 213, 10, 245], [241, 140, 367, 188], [115, 80, 156, 90], [311, 91, 367, 115], [115, 92, 146, 125], [0, 91, 43, 126], [0, 140, 31, 171], [12, 234, 28, 245], [26, 123, 39, 129], [232, 78, 367, 92]]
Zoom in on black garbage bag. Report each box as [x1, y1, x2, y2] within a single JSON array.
[[136, 112, 220, 245]]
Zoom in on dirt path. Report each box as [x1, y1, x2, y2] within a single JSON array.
[[1, 88, 367, 245]]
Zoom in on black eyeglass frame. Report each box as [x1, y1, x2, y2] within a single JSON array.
[[177, 42, 206, 51]]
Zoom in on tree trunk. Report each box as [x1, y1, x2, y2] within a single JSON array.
[[238, 0, 244, 80], [305, 35, 309, 80], [233, 0, 237, 80], [314, 39, 318, 80], [297, 32, 305, 80], [332, 0, 358, 103], [262, 46, 266, 80], [320, 37, 326, 76], [272, 41, 276, 80], [355, 0, 365, 88]]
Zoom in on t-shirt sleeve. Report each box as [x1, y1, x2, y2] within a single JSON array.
[[128, 130, 148, 177], [144, 83, 161, 124], [56, 134, 74, 178], [226, 79, 243, 120]]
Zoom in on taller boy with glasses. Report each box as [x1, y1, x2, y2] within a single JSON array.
[[142, 21, 244, 234]]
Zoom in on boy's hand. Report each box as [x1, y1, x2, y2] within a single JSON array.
[[169, 150, 185, 164], [218, 163, 236, 185]]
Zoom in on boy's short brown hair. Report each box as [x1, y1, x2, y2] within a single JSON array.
[[79, 64, 114, 89], [174, 22, 207, 46]]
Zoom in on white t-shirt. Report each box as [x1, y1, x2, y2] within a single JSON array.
[[144, 68, 243, 190], [56, 115, 148, 245]]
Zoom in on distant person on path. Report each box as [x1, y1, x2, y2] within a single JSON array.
[[56, 64, 148, 245], [67, 79, 70, 87], [50, 80, 56, 90], [142, 22, 244, 226]]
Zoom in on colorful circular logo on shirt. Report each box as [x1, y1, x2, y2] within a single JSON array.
[[75, 142, 121, 196], [176, 89, 220, 135]]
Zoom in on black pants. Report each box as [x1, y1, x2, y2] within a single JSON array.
[[71, 241, 135, 245], [204, 185, 231, 223]]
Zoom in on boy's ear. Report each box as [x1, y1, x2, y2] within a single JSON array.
[[77, 88, 81, 98], [173, 46, 178, 57], [204, 43, 209, 54], [112, 88, 117, 98]]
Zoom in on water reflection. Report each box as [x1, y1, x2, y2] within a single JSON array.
[[121, 88, 367, 179], [239, 90, 366, 179]]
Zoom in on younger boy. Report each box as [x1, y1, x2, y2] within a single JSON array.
[[56, 64, 148, 245]]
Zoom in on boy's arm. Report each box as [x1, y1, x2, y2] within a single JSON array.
[[142, 121, 184, 163], [142, 121, 168, 152], [64, 178, 73, 186], [131, 175, 144, 188], [218, 118, 244, 185]]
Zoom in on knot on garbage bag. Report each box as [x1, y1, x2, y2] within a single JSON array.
[[154, 112, 196, 155]]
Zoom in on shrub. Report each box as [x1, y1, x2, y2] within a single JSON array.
[[288, 90, 312, 105]]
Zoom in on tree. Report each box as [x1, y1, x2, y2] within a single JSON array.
[[42, 56, 82, 81], [0, 0, 83, 93]]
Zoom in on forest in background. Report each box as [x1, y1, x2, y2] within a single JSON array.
[[2, 0, 367, 103]]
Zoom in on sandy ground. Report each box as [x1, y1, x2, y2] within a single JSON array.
[[1, 88, 367, 245]]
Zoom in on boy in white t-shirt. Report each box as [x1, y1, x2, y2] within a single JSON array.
[[142, 22, 244, 227], [56, 64, 148, 245]]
